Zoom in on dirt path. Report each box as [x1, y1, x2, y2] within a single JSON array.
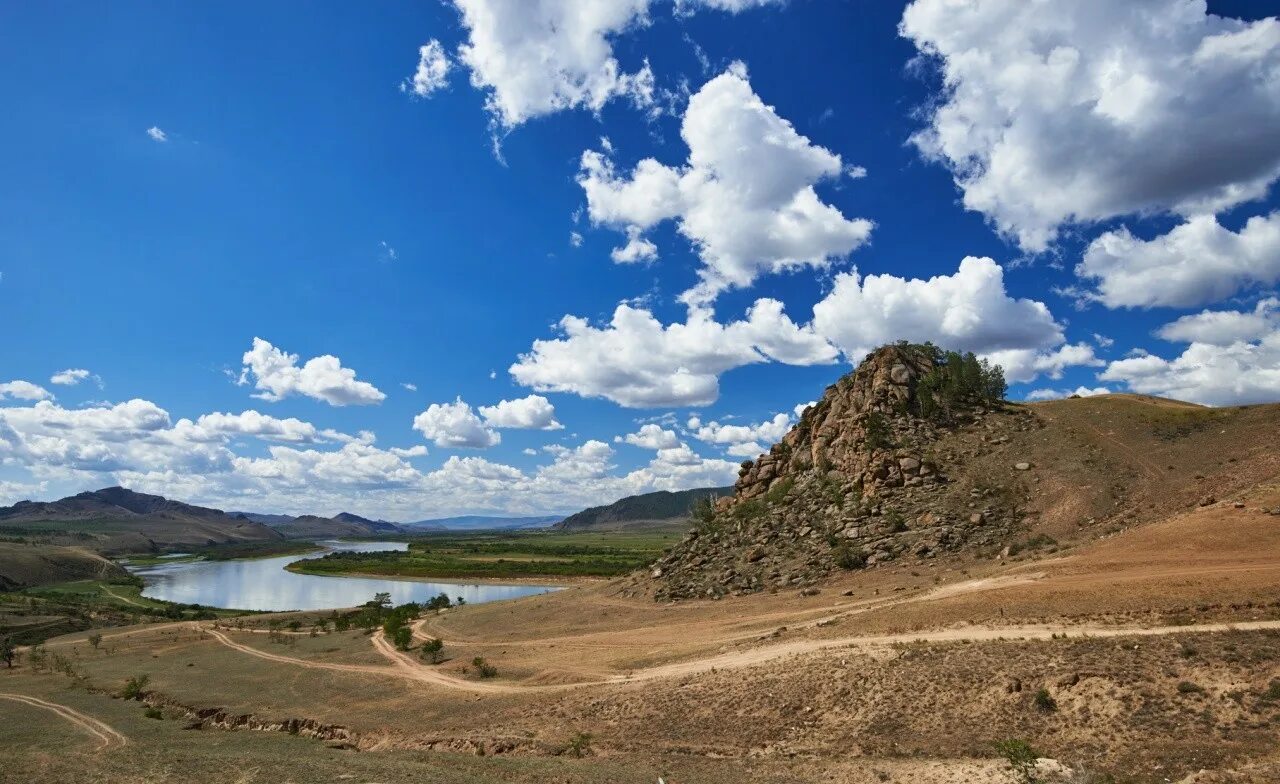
[[100, 584, 149, 608], [1037, 407, 1165, 481], [206, 614, 1280, 694], [603, 619, 1280, 684], [411, 572, 1041, 652], [202, 627, 517, 694], [39, 621, 193, 651], [0, 693, 128, 750]]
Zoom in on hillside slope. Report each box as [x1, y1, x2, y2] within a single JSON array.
[[648, 343, 1280, 600], [0, 487, 282, 553], [272, 513, 403, 539], [555, 487, 733, 531], [0, 542, 132, 590]]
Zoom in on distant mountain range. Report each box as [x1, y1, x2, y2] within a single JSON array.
[[0, 487, 282, 553], [0, 485, 709, 555], [554, 487, 733, 531], [401, 514, 562, 531], [233, 510, 406, 538]]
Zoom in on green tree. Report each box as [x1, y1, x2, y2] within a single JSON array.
[[420, 638, 444, 664], [87, 633, 103, 651], [370, 592, 392, 609], [120, 674, 150, 700], [981, 360, 1007, 402], [864, 411, 892, 451], [1, 636, 15, 668], [392, 626, 413, 650], [472, 656, 497, 678]]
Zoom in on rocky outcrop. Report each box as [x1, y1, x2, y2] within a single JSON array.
[[650, 343, 1035, 601]]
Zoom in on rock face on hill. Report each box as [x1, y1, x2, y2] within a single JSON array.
[[650, 344, 1037, 601], [555, 487, 734, 531]]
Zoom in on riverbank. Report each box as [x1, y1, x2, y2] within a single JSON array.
[[283, 564, 598, 586], [281, 529, 675, 583]]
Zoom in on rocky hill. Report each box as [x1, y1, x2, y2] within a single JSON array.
[[649, 343, 1031, 600], [0, 487, 282, 553], [555, 487, 733, 531]]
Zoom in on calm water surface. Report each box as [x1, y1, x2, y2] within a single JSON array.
[[128, 540, 561, 611]]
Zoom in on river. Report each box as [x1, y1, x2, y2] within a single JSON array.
[[126, 540, 561, 611]]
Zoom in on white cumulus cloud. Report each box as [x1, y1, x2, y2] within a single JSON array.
[[1156, 298, 1280, 346], [402, 39, 451, 97], [412, 397, 501, 448], [50, 369, 91, 386], [812, 256, 1064, 362], [0, 380, 54, 401], [477, 395, 563, 430], [1101, 330, 1280, 407], [1076, 212, 1280, 309], [238, 338, 386, 406], [616, 423, 680, 450], [901, 0, 1280, 251], [146, 126, 167, 142], [449, 0, 781, 128], [693, 412, 791, 447], [510, 299, 834, 408], [578, 63, 872, 303]]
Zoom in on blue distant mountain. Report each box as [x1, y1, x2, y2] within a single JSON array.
[[400, 514, 562, 531]]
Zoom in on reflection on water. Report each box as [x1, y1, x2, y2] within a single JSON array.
[[129, 540, 560, 611]]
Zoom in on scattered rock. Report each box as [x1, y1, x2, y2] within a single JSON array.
[[1199, 496, 1216, 507], [1014, 462, 1031, 471]]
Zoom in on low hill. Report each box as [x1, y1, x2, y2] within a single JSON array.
[[0, 542, 133, 590], [0, 487, 282, 553], [647, 342, 1280, 600], [401, 515, 560, 531], [555, 487, 734, 531], [272, 513, 404, 539]]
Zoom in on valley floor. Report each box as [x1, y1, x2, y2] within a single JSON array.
[[4, 492, 1280, 783]]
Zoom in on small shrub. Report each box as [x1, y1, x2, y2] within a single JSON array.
[[472, 657, 497, 678], [993, 738, 1040, 784], [1176, 681, 1204, 695], [565, 731, 593, 758], [120, 674, 150, 700], [1260, 680, 1280, 701], [690, 496, 716, 526], [733, 499, 766, 522], [1033, 687, 1057, 712], [87, 633, 103, 651], [885, 511, 908, 534], [144, 706, 163, 720], [833, 545, 867, 571], [765, 477, 794, 505]]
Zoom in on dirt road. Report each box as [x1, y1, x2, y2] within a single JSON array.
[[0, 692, 128, 751], [205, 613, 1280, 693]]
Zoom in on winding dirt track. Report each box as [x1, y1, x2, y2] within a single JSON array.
[[202, 616, 1280, 693], [100, 584, 149, 608], [202, 627, 517, 694], [0, 693, 128, 750]]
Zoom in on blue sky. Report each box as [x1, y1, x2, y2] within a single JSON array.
[[2, 0, 1278, 518]]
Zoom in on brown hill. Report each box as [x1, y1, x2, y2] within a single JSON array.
[[649, 343, 1280, 601], [0, 486, 282, 553], [0, 542, 131, 590], [273, 513, 403, 539], [554, 486, 734, 531]]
